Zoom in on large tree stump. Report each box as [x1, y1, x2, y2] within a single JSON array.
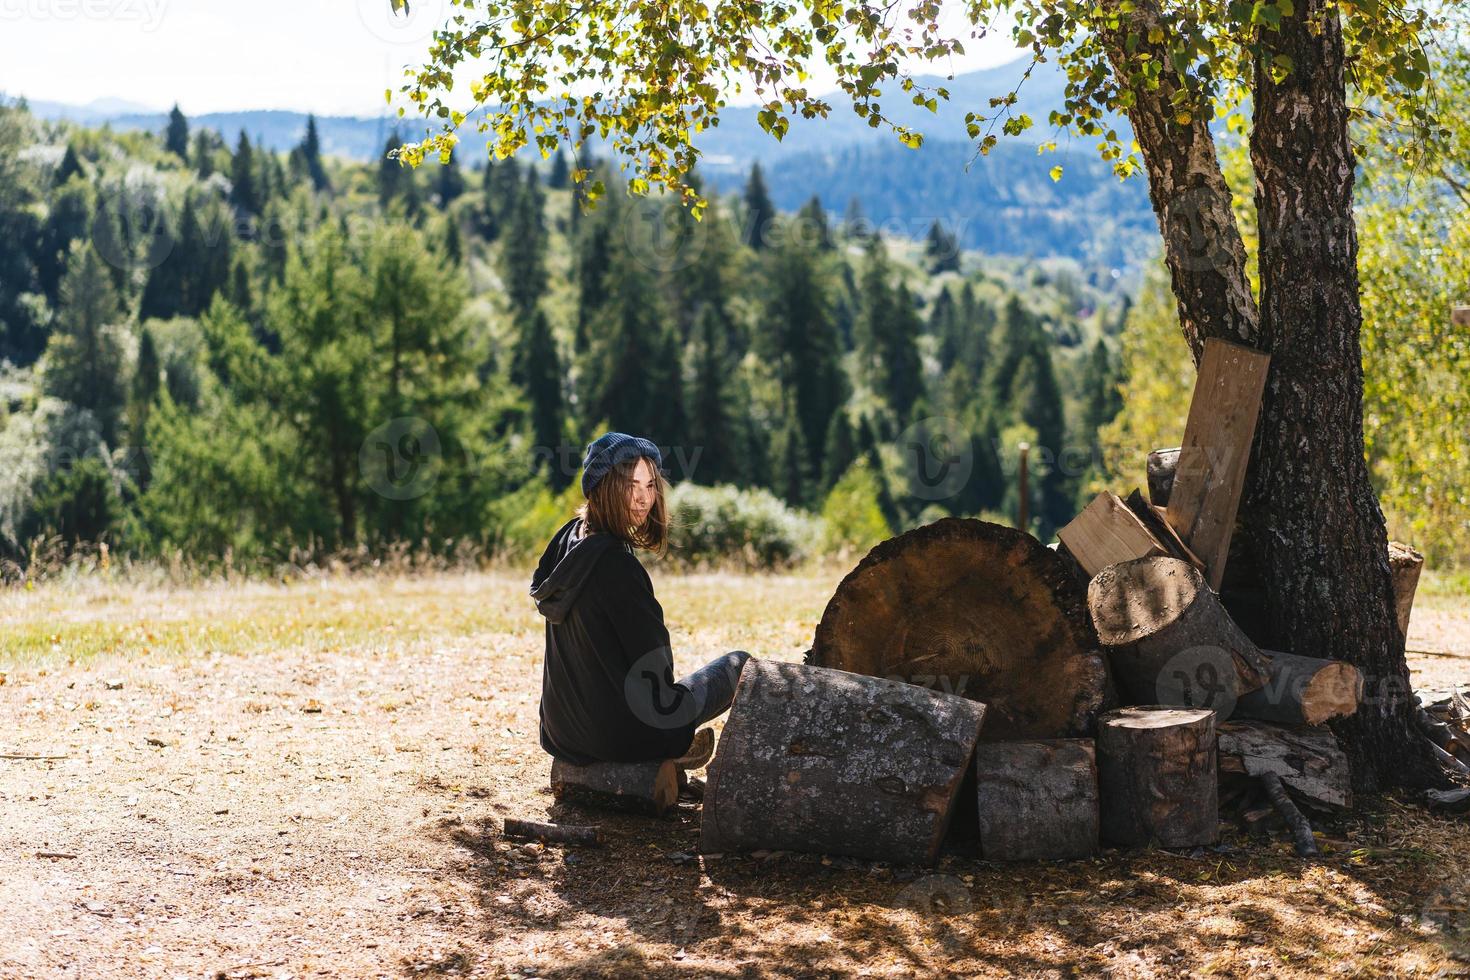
[[1388, 541, 1424, 639], [1233, 651, 1362, 726], [974, 739, 1099, 861], [809, 517, 1106, 741], [1097, 706, 1218, 848], [700, 660, 985, 866], [1217, 720, 1350, 810], [1088, 556, 1271, 710], [550, 758, 679, 816]]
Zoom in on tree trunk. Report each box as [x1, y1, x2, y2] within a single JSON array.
[[1097, 0, 1260, 361], [1244, 0, 1444, 792], [700, 659, 984, 866], [808, 517, 1107, 740]]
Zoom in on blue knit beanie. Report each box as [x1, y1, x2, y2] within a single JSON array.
[[581, 432, 663, 497]]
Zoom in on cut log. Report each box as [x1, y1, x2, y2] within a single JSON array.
[[1388, 541, 1424, 639], [1124, 490, 1207, 572], [1147, 447, 1180, 507], [700, 659, 985, 866], [1453, 305, 1470, 328], [1233, 650, 1362, 726], [504, 818, 603, 847], [1166, 338, 1271, 591], [974, 739, 1099, 861], [550, 757, 679, 816], [1058, 491, 1174, 578], [809, 517, 1106, 741], [1216, 720, 1350, 810], [1096, 706, 1218, 848], [1087, 556, 1271, 712]]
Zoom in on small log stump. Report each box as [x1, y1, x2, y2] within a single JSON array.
[[809, 517, 1106, 741], [974, 739, 1099, 861], [1088, 556, 1271, 711], [550, 757, 679, 816], [1233, 651, 1363, 726], [1388, 541, 1424, 638], [1097, 706, 1218, 848], [700, 659, 985, 866], [1147, 447, 1181, 507]]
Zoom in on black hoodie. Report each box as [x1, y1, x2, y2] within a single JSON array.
[[529, 517, 697, 765]]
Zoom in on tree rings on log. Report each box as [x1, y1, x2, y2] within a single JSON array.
[[699, 659, 985, 866], [1097, 706, 1218, 848], [974, 739, 1099, 861], [809, 517, 1106, 741], [1234, 651, 1363, 726]]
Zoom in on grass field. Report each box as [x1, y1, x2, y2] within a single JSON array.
[[2, 564, 1468, 978]]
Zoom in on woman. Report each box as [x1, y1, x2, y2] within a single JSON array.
[[529, 431, 751, 771]]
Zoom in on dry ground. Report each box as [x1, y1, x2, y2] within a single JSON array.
[[1, 565, 1468, 979]]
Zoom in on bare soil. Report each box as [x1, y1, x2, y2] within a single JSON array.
[[1, 568, 1468, 979]]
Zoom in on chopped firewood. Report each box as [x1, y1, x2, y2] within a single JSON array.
[[1097, 706, 1218, 849], [1217, 720, 1350, 811], [550, 758, 680, 817], [1058, 491, 1176, 578], [1088, 556, 1272, 709], [1166, 338, 1271, 591], [973, 739, 1099, 862], [1234, 650, 1363, 726], [809, 517, 1105, 741], [1147, 448, 1180, 508], [701, 659, 985, 866]]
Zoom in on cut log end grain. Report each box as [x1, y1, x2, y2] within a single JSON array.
[[1087, 556, 1272, 708], [1236, 651, 1363, 726], [810, 517, 1106, 741], [1388, 541, 1424, 638], [700, 659, 985, 866], [1096, 706, 1218, 849]]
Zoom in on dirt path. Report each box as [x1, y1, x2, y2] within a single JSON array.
[[1, 570, 1467, 978]]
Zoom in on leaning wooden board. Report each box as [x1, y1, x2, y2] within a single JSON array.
[[1167, 338, 1270, 591]]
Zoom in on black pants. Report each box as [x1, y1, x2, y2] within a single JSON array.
[[676, 650, 751, 728]]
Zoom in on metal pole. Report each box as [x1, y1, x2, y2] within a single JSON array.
[[1017, 441, 1030, 532]]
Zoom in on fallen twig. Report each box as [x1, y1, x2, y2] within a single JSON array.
[[36, 851, 77, 859], [1, 754, 68, 760], [1259, 772, 1319, 858], [504, 817, 603, 847]]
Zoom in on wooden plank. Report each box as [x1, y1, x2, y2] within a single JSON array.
[[1057, 491, 1171, 578], [1166, 338, 1271, 591]]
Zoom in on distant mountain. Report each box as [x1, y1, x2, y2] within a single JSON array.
[[17, 58, 1157, 266]]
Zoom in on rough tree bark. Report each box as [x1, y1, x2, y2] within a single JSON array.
[[1098, 0, 1260, 361], [1243, 0, 1444, 792]]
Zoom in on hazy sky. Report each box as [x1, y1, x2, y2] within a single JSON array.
[[0, 0, 1021, 116]]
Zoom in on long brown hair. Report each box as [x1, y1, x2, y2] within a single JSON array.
[[575, 454, 670, 557]]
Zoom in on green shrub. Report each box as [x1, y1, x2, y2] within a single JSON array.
[[818, 459, 890, 560], [666, 482, 820, 570]]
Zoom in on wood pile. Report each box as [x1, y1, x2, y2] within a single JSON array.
[[543, 339, 1456, 863]]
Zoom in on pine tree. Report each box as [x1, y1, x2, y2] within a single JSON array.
[[433, 152, 466, 207], [42, 244, 128, 445], [548, 149, 570, 189], [742, 162, 776, 251], [479, 155, 519, 241], [775, 413, 811, 508], [164, 105, 189, 161], [299, 115, 331, 192], [378, 132, 410, 210], [842, 196, 869, 240], [36, 175, 92, 303], [761, 233, 847, 481], [884, 283, 925, 420], [819, 409, 857, 496], [1081, 336, 1123, 435], [684, 305, 745, 487], [53, 144, 83, 185], [796, 195, 833, 251], [573, 190, 616, 353], [518, 308, 566, 487], [129, 324, 161, 489], [229, 130, 262, 217], [192, 129, 216, 179], [924, 220, 961, 274], [500, 168, 547, 318], [442, 217, 463, 266], [140, 195, 192, 320]]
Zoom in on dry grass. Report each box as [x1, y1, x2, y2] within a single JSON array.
[[0, 566, 1467, 979]]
